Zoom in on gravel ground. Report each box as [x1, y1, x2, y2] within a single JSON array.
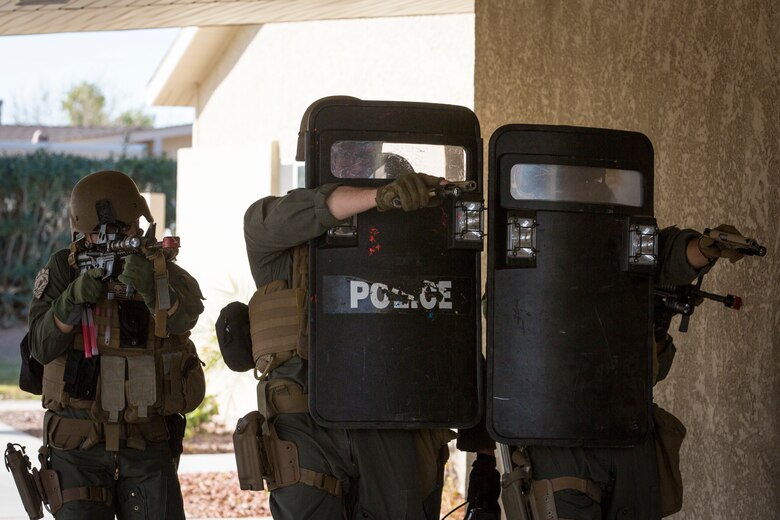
[[180, 471, 272, 518]]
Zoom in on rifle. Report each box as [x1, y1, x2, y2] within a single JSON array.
[[70, 222, 180, 356], [654, 228, 766, 332], [654, 277, 741, 333], [73, 222, 180, 294]]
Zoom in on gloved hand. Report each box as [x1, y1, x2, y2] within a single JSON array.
[[466, 453, 501, 517], [118, 255, 156, 310], [698, 224, 745, 263], [375, 172, 443, 212], [52, 268, 105, 325]]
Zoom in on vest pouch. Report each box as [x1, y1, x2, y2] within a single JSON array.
[[117, 300, 150, 348], [653, 404, 686, 516], [180, 346, 206, 414], [46, 414, 96, 451], [63, 349, 99, 402], [18, 332, 43, 395], [42, 356, 67, 412], [42, 351, 100, 413], [160, 341, 205, 416], [100, 356, 126, 423], [248, 281, 307, 376], [161, 352, 184, 416], [125, 355, 157, 422]]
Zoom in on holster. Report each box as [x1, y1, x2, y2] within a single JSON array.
[[232, 411, 299, 492], [501, 467, 533, 520], [499, 446, 534, 520], [38, 468, 63, 514], [4, 443, 43, 519], [233, 377, 341, 498]]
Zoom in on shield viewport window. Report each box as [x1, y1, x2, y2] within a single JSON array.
[[509, 164, 643, 206], [330, 140, 467, 181]]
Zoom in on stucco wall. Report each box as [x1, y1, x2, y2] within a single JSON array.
[[176, 14, 475, 429], [195, 14, 475, 158], [475, 0, 778, 516], [182, 14, 473, 302], [180, 14, 474, 322]]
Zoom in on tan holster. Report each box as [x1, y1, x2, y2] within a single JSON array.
[[233, 377, 342, 498]]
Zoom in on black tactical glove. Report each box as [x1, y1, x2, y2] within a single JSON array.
[[466, 453, 501, 518], [118, 255, 157, 311], [698, 224, 745, 263], [375, 172, 442, 212], [52, 268, 105, 325]]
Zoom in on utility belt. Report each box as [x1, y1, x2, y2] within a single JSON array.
[[44, 412, 170, 453], [232, 377, 342, 498]]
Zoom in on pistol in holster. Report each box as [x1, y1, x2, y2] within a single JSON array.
[[498, 444, 536, 520], [4, 443, 64, 519], [232, 411, 300, 492]]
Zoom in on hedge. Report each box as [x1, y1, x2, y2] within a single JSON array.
[[0, 151, 177, 326]]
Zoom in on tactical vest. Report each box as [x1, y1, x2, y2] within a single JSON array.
[[42, 294, 205, 423], [248, 244, 309, 380]]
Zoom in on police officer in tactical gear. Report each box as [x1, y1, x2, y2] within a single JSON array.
[[518, 226, 745, 519], [28, 170, 206, 519], [222, 97, 499, 519], [485, 125, 755, 520]]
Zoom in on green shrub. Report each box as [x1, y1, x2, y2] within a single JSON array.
[[185, 394, 221, 437], [0, 151, 176, 326]]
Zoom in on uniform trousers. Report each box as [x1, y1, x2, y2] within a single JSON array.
[[526, 431, 661, 520], [270, 412, 453, 520], [49, 440, 184, 520]]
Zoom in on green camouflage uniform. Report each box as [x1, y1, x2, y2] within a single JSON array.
[[28, 248, 204, 520]]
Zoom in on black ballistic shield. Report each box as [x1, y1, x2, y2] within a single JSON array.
[[487, 125, 656, 446], [305, 98, 484, 428]]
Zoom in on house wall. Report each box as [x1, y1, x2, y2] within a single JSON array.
[[178, 13, 474, 317], [161, 134, 191, 157], [175, 14, 475, 429], [474, 0, 778, 516]]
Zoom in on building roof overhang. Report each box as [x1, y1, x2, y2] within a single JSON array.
[[1, 0, 473, 108], [0, 0, 473, 36]]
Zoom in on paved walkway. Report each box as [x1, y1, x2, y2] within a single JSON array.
[[0, 399, 270, 520]]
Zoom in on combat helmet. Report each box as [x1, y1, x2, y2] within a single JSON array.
[[69, 170, 153, 237]]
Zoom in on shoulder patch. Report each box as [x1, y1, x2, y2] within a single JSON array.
[[33, 268, 50, 299]]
